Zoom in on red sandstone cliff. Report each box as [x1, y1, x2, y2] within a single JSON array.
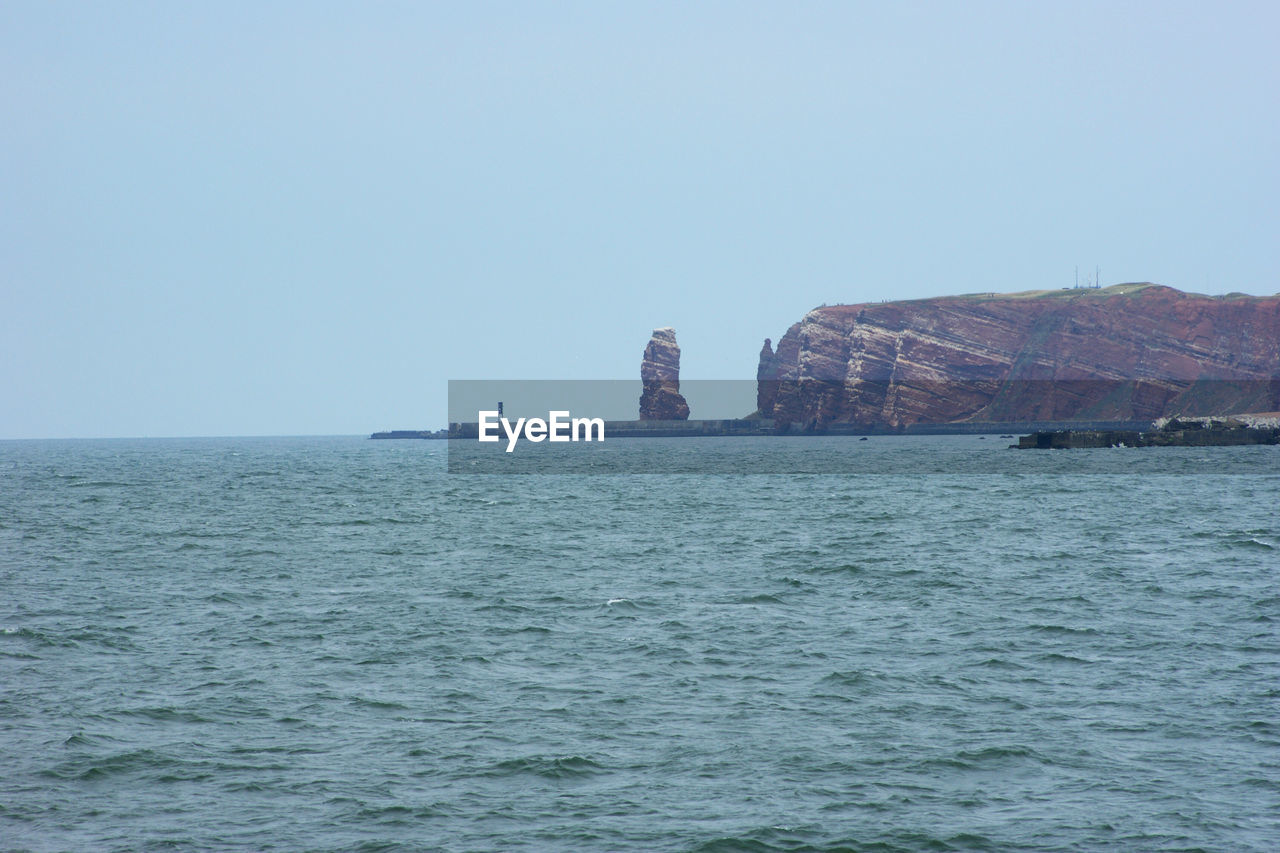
[[756, 284, 1280, 427], [639, 327, 691, 420]]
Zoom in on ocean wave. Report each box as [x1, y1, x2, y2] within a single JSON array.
[[485, 754, 608, 780]]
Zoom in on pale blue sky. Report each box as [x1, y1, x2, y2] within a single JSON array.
[[3, 1, 1277, 437]]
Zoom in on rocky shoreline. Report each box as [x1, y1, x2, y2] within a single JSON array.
[[379, 284, 1279, 439], [1014, 414, 1280, 449], [438, 417, 1151, 440]]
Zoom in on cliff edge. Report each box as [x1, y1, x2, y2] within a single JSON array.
[[756, 284, 1280, 428]]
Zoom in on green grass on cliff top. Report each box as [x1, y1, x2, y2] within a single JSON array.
[[954, 282, 1162, 300], [952, 283, 1261, 300], [819, 283, 1265, 313]]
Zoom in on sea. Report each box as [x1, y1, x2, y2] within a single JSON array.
[[2, 435, 1278, 852]]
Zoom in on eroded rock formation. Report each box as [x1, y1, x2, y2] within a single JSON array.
[[755, 284, 1280, 428], [639, 327, 690, 420], [756, 337, 780, 416]]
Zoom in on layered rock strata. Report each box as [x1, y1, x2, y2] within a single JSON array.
[[639, 327, 691, 420], [756, 284, 1280, 428]]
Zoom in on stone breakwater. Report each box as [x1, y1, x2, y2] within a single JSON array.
[[639, 327, 690, 420], [1016, 415, 1280, 449], [757, 284, 1280, 429]]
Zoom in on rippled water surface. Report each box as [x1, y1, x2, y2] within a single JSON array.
[[2, 436, 1278, 851]]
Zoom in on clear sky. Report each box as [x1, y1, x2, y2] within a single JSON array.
[[3, 1, 1277, 438]]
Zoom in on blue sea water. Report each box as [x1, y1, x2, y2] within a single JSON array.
[[2, 436, 1278, 852]]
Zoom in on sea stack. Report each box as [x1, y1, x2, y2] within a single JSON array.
[[756, 337, 780, 416], [639, 327, 691, 420]]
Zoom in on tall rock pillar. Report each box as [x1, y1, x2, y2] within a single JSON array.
[[639, 327, 691, 420]]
